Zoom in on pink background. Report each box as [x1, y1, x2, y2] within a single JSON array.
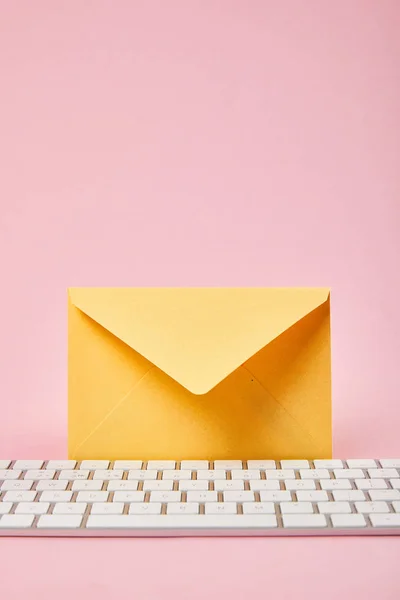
[[0, 1, 400, 598]]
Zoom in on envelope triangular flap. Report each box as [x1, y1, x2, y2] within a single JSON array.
[[69, 287, 329, 395]]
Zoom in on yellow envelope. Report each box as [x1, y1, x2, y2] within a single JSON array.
[[68, 288, 331, 460]]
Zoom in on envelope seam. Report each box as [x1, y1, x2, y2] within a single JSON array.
[[71, 367, 155, 458]]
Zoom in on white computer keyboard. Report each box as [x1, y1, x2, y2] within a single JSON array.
[[0, 459, 399, 537]]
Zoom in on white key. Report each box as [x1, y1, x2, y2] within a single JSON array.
[[355, 501, 389, 514], [25, 470, 56, 480], [91, 502, 124, 515], [231, 470, 260, 480], [346, 459, 377, 469], [37, 515, 83, 529], [296, 491, 329, 502], [0, 470, 21, 480], [313, 460, 343, 469], [180, 461, 209, 470], [71, 480, 103, 492], [53, 503, 87, 515], [379, 459, 400, 469], [1, 480, 33, 491], [13, 460, 44, 470], [113, 461, 143, 470], [76, 491, 109, 503], [332, 490, 365, 502], [368, 468, 398, 479], [15, 502, 50, 515], [40, 491, 73, 503], [247, 460, 276, 470], [59, 470, 90, 480], [249, 480, 280, 491], [36, 480, 68, 491], [300, 469, 330, 480], [128, 470, 157, 481], [162, 470, 192, 481], [3, 491, 36, 502], [223, 491, 255, 502], [280, 460, 310, 469], [283, 514, 326, 528], [0, 514, 34, 528], [331, 514, 366, 528], [86, 514, 278, 530], [167, 503, 199, 515], [0, 461, 11, 469], [107, 481, 139, 491], [0, 502, 12, 514], [143, 481, 173, 492], [80, 460, 110, 470], [318, 502, 351, 514], [280, 502, 313, 514], [334, 469, 365, 479], [178, 480, 209, 491], [284, 480, 316, 491], [187, 491, 218, 503], [150, 491, 181, 503], [370, 514, 400, 528], [205, 502, 237, 515], [265, 470, 295, 480], [259, 491, 291, 502], [129, 503, 162, 515], [391, 479, 400, 489], [355, 479, 388, 490], [369, 489, 400, 501], [197, 470, 226, 481], [393, 501, 400, 513], [320, 479, 352, 490], [46, 460, 76, 470], [93, 470, 123, 480], [243, 502, 275, 514], [113, 491, 145, 503], [146, 461, 176, 470], [213, 461, 243, 470], [214, 480, 244, 492]]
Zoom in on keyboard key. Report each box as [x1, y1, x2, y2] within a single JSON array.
[[205, 502, 237, 515], [369, 514, 400, 528], [284, 480, 316, 491], [231, 470, 260, 480], [391, 479, 400, 489], [150, 491, 181, 503], [368, 469, 398, 479], [167, 503, 199, 515], [223, 491, 255, 502], [379, 459, 400, 469], [259, 491, 291, 502], [247, 460, 276, 470], [13, 460, 44, 470], [86, 514, 278, 530], [197, 470, 226, 481], [36, 480, 69, 491], [162, 470, 192, 481], [178, 480, 209, 491], [113, 491, 145, 503], [80, 461, 110, 470], [25, 470, 56, 480], [249, 480, 280, 491], [53, 503, 87, 515], [107, 481, 139, 491], [59, 470, 90, 480], [46, 460, 76, 470], [283, 514, 326, 528], [147, 461, 176, 470], [1, 480, 34, 491], [15, 502, 50, 515], [265, 470, 295, 480], [0, 502, 12, 514], [331, 514, 366, 528], [71, 480, 103, 492], [40, 491, 73, 503], [296, 491, 329, 502], [0, 514, 34, 528], [3, 491, 36, 502], [300, 469, 330, 480], [214, 461, 243, 470], [280, 502, 313, 514], [0, 461, 11, 469], [346, 459, 377, 469], [355, 479, 388, 490], [313, 460, 343, 469], [214, 480, 244, 492], [0, 470, 21, 480], [129, 503, 162, 515], [242, 502, 275, 514], [37, 515, 83, 529], [320, 480, 352, 490], [76, 491, 109, 503], [318, 502, 351, 514], [143, 481, 174, 492], [93, 470, 123, 480], [393, 501, 400, 513], [332, 490, 365, 502], [186, 491, 218, 503], [280, 460, 310, 469], [355, 501, 389, 514], [128, 470, 157, 481], [113, 461, 143, 470], [333, 469, 365, 479], [179, 461, 209, 470], [368, 490, 400, 501], [91, 502, 124, 515]]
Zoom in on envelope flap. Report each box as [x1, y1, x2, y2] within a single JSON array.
[[69, 287, 330, 395]]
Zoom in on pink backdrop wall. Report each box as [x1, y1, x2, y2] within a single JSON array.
[[0, 2, 399, 598]]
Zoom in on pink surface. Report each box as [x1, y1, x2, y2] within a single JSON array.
[[0, 1, 399, 598]]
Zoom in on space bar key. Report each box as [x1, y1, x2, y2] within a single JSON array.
[[86, 514, 278, 531]]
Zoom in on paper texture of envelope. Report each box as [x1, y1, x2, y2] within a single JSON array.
[[68, 288, 331, 460]]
